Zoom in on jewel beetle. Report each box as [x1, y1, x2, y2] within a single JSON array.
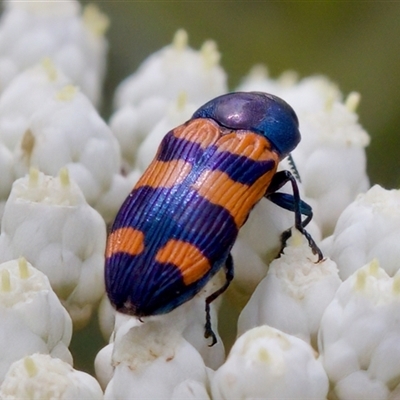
[[105, 91, 323, 345]]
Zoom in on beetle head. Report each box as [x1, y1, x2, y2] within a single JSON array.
[[192, 91, 301, 159]]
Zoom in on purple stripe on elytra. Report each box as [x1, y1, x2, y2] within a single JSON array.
[[157, 132, 206, 165], [156, 130, 276, 185], [111, 185, 238, 262], [106, 184, 238, 316], [105, 252, 188, 315]]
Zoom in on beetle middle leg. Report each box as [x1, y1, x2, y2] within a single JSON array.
[[265, 170, 323, 261], [204, 253, 234, 346]]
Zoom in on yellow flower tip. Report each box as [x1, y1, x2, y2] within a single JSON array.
[[345, 91, 361, 112], [24, 357, 38, 378], [290, 228, 304, 247], [176, 91, 187, 111], [392, 275, 400, 295], [324, 92, 336, 111], [368, 258, 380, 276], [278, 70, 299, 87], [201, 40, 220, 69], [21, 129, 35, 159], [355, 269, 367, 291], [1, 269, 11, 292], [172, 29, 188, 51], [28, 167, 40, 187], [18, 257, 30, 280], [59, 167, 70, 187], [83, 3, 110, 37], [257, 347, 270, 363], [56, 85, 78, 102], [248, 64, 269, 79], [41, 57, 57, 81]]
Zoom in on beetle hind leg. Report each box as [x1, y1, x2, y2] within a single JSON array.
[[204, 253, 234, 346]]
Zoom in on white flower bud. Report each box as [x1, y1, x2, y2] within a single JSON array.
[[0, 60, 71, 151], [238, 229, 341, 349], [228, 238, 269, 308], [219, 160, 321, 308], [238, 71, 370, 237], [318, 260, 400, 399], [0, 0, 108, 106], [109, 97, 168, 169], [181, 273, 226, 370], [94, 343, 114, 390], [292, 94, 370, 236], [0, 258, 72, 382], [135, 94, 196, 172], [0, 354, 103, 399], [110, 30, 227, 172], [171, 379, 211, 400], [102, 305, 209, 400], [98, 273, 225, 372], [211, 326, 329, 399], [323, 185, 400, 279], [0, 170, 106, 328], [1, 64, 128, 222], [0, 143, 14, 213], [114, 29, 227, 110]]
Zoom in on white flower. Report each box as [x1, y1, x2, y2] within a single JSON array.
[[0, 59, 71, 151], [0, 143, 13, 222], [0, 60, 132, 222], [230, 180, 322, 306], [0, 258, 72, 382], [97, 274, 225, 374], [135, 93, 197, 172], [110, 29, 227, 170], [101, 305, 209, 400], [322, 185, 400, 280], [109, 97, 169, 170], [0, 61, 132, 222], [238, 70, 370, 236], [237, 229, 341, 349], [318, 259, 400, 399], [0, 0, 108, 106], [0, 353, 103, 399], [0, 169, 106, 328], [211, 325, 329, 399], [293, 93, 370, 236], [180, 273, 226, 370], [171, 379, 211, 400], [114, 29, 227, 109], [94, 343, 114, 391]]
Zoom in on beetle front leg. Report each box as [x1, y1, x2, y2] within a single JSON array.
[[265, 170, 323, 261]]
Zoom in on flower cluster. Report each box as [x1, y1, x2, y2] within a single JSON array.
[[0, 1, 398, 399]]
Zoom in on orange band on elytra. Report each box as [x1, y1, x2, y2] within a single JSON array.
[[155, 239, 211, 286], [216, 131, 273, 161], [106, 227, 145, 258], [172, 119, 221, 148], [135, 159, 192, 189], [192, 168, 277, 228]]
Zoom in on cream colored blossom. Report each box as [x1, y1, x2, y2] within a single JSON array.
[[0, 258, 72, 382], [0, 170, 106, 328]]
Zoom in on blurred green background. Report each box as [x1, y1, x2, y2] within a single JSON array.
[[72, 1, 400, 373], [82, 0, 400, 189]]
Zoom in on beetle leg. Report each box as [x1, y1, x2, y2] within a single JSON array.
[[287, 154, 301, 182], [204, 253, 234, 346], [265, 170, 323, 261]]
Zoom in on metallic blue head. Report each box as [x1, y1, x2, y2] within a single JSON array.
[[192, 91, 300, 159]]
